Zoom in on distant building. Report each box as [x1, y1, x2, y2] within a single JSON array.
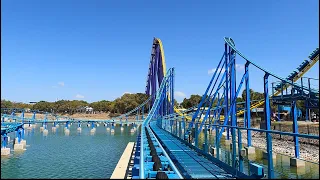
[[85, 106, 93, 112], [252, 108, 264, 113]]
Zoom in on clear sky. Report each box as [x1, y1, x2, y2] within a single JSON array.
[[1, 0, 319, 103]]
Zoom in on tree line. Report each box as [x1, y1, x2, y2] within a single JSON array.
[[1, 89, 311, 116], [1, 93, 149, 117]]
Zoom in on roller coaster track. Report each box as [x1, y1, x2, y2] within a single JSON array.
[[227, 38, 319, 117], [156, 37, 319, 121]]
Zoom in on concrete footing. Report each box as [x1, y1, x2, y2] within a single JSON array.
[[96, 124, 100, 127], [107, 127, 110, 131], [244, 146, 255, 155], [262, 151, 276, 160], [130, 129, 135, 133], [52, 127, 56, 131], [40, 126, 44, 131], [121, 127, 124, 131], [111, 129, 115, 133], [43, 129, 48, 136], [290, 157, 305, 167], [87, 124, 91, 127], [21, 140, 27, 148], [210, 147, 221, 157], [77, 127, 82, 131], [14, 143, 24, 151], [90, 128, 96, 133], [1, 148, 10, 156], [15, 138, 26, 146], [56, 124, 59, 128]]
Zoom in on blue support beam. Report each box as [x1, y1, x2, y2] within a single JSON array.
[[245, 62, 252, 147], [230, 47, 237, 169], [264, 73, 274, 179], [292, 101, 300, 158]]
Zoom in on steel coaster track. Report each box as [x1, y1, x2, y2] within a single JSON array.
[[156, 38, 318, 121], [140, 68, 183, 179]]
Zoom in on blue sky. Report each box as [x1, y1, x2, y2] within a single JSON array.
[[1, 0, 319, 103]]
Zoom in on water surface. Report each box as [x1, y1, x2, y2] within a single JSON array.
[[1, 124, 137, 179]]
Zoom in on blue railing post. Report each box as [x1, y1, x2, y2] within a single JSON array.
[[175, 118, 178, 136], [292, 101, 300, 158], [171, 118, 173, 133], [179, 120, 182, 139], [237, 129, 243, 172], [195, 122, 199, 147], [264, 73, 274, 179], [91, 121, 94, 129], [215, 125, 220, 160], [78, 121, 81, 128], [245, 61, 252, 147], [277, 105, 281, 121], [204, 124, 208, 153]]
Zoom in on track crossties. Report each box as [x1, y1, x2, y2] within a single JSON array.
[[150, 122, 234, 179]]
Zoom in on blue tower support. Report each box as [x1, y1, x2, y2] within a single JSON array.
[[16, 129, 22, 144], [78, 121, 81, 128], [245, 62, 252, 147], [91, 121, 95, 129], [215, 126, 220, 160], [264, 73, 274, 179], [2, 134, 8, 148], [305, 101, 309, 121], [21, 128, 25, 140], [65, 121, 69, 129], [171, 68, 174, 115], [230, 47, 237, 169], [225, 44, 230, 141], [292, 101, 300, 158], [44, 113, 48, 129]]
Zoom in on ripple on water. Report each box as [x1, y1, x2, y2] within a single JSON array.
[[1, 125, 137, 179]]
